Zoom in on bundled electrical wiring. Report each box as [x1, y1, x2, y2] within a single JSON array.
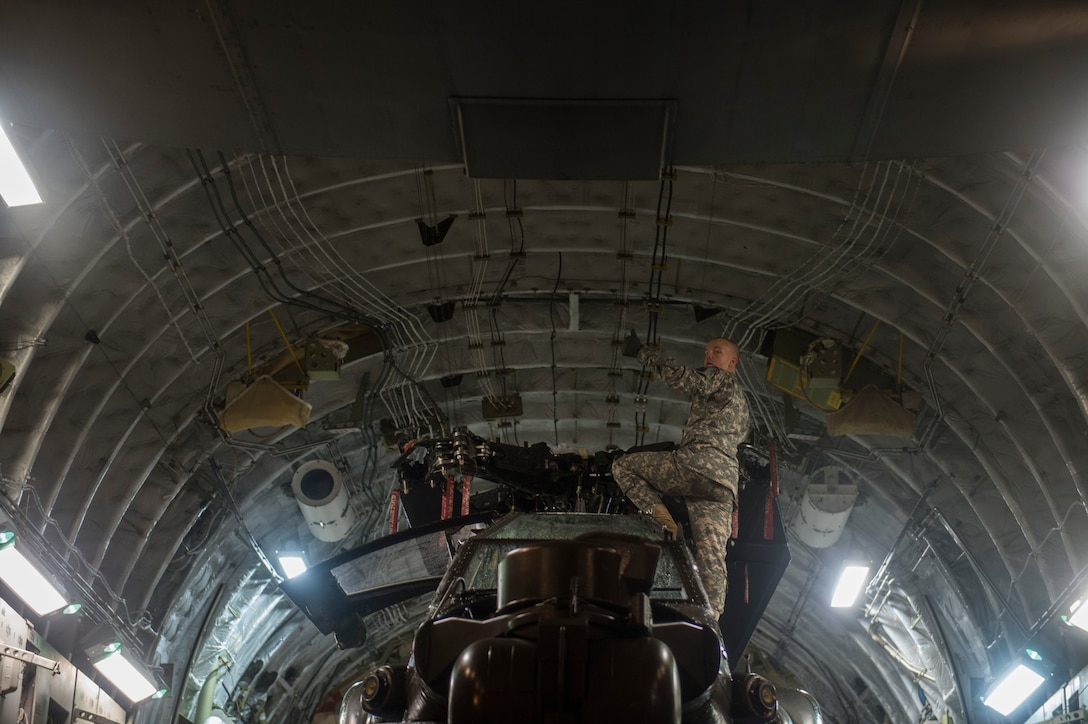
[[473, 179, 527, 443], [463, 178, 500, 403], [253, 154, 440, 433], [713, 161, 920, 447], [725, 160, 918, 353], [605, 182, 634, 447], [188, 151, 444, 443], [633, 169, 676, 446]]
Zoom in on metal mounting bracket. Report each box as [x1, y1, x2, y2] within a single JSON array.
[[1, 644, 61, 675], [74, 709, 122, 724]]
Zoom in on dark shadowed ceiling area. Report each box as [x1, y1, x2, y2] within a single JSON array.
[[3, 2, 1088, 722]]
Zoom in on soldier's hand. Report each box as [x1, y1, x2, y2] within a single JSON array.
[[622, 330, 643, 358]]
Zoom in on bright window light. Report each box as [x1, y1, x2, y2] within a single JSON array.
[[0, 531, 69, 615], [0, 122, 42, 207], [983, 663, 1045, 716], [1069, 598, 1088, 632], [92, 648, 157, 702], [278, 553, 308, 579], [830, 565, 870, 608]]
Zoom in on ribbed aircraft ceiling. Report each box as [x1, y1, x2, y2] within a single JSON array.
[[2, 3, 1088, 722]]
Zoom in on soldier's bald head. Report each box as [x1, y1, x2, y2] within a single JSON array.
[[704, 338, 739, 372]]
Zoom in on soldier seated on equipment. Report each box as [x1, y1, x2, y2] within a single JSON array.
[[612, 332, 751, 617]]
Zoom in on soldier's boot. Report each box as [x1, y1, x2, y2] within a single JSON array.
[[650, 504, 678, 539]]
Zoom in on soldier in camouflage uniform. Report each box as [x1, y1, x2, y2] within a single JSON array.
[[612, 333, 751, 616]]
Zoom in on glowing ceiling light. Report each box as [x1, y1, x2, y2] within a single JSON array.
[[92, 647, 158, 702], [982, 663, 1045, 716], [1068, 597, 1088, 633], [0, 530, 69, 615], [278, 552, 308, 579], [0, 121, 42, 207], [830, 564, 870, 608]]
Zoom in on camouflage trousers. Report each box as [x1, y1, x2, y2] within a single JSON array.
[[612, 450, 736, 616]]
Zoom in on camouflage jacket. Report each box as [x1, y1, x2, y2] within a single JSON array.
[[638, 346, 751, 491]]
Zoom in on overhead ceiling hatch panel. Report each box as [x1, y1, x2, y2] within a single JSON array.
[[454, 98, 674, 180]]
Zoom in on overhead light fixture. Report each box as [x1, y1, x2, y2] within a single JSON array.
[[1066, 597, 1088, 632], [830, 564, 870, 608], [0, 121, 43, 207], [0, 529, 70, 615], [982, 663, 1045, 716], [277, 552, 308, 579], [91, 644, 160, 702]]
